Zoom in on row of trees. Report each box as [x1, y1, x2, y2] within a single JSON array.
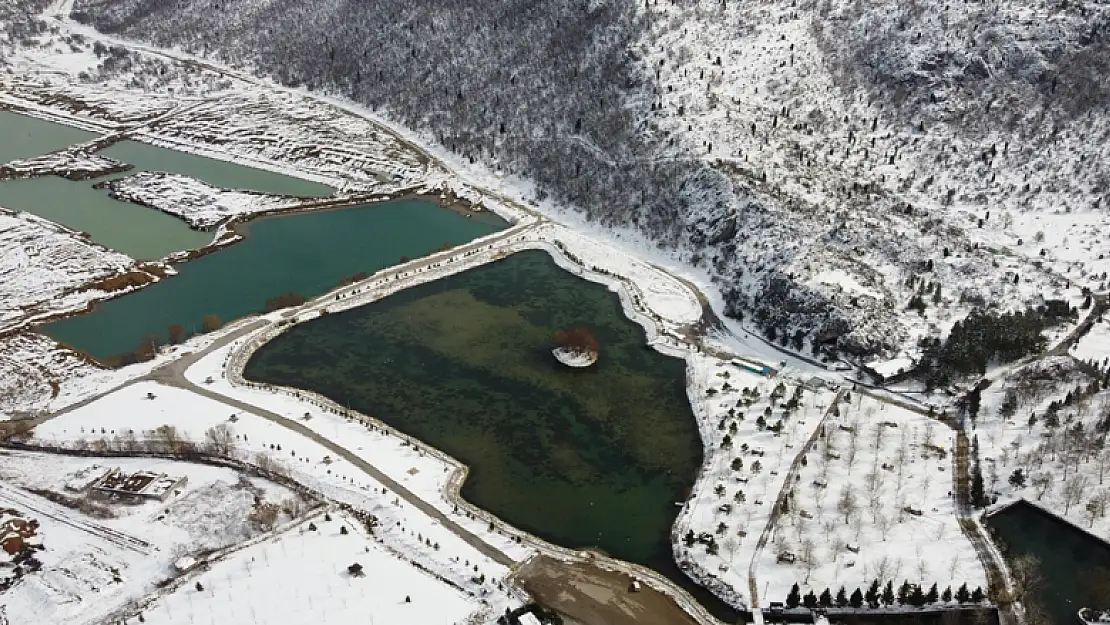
[[918, 303, 1076, 387], [109, 315, 222, 366], [784, 580, 985, 610]]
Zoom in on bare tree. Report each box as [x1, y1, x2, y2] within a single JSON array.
[[838, 485, 858, 524], [801, 538, 817, 583], [1032, 471, 1054, 501], [1009, 554, 1043, 604], [874, 510, 892, 541], [1097, 447, 1110, 485], [204, 423, 236, 457], [153, 424, 185, 454], [1063, 475, 1090, 515]]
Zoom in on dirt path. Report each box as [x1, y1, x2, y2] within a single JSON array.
[[516, 555, 702, 625]]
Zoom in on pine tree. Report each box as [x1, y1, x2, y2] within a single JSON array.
[[942, 586, 953, 603], [955, 583, 971, 604], [971, 586, 985, 603], [836, 587, 849, 607], [866, 580, 881, 608], [804, 591, 818, 609], [909, 584, 926, 607], [925, 583, 939, 604], [897, 580, 911, 605], [850, 588, 864, 609], [971, 464, 986, 507], [786, 583, 802, 609], [819, 588, 833, 608], [881, 580, 895, 606]]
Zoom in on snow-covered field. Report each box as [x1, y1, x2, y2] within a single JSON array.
[[98, 172, 308, 229], [0, 210, 135, 330], [25, 380, 520, 605], [976, 354, 1110, 539], [753, 393, 985, 605], [674, 355, 836, 607], [0, 451, 303, 625], [131, 512, 482, 625]]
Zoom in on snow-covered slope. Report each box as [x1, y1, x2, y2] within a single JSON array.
[[50, 0, 1107, 366]]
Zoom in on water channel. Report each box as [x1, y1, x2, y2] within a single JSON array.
[[41, 200, 503, 361], [0, 110, 96, 163], [988, 501, 1110, 625], [242, 250, 740, 621], [0, 112, 333, 260]]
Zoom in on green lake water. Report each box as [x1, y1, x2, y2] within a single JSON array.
[[100, 141, 334, 196], [0, 174, 214, 259], [0, 113, 333, 260], [0, 110, 96, 163], [241, 250, 736, 619], [988, 501, 1110, 624], [41, 200, 502, 360]]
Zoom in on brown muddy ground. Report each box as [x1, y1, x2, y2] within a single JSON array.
[[516, 554, 701, 625]]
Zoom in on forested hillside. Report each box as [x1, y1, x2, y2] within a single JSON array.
[[43, 0, 1110, 363]]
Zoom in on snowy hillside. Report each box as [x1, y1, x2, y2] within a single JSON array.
[[49, 0, 1109, 365]]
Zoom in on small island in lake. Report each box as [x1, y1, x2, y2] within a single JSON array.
[[552, 327, 600, 368]]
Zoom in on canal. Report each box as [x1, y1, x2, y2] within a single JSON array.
[[242, 250, 740, 621], [0, 112, 333, 260], [0, 110, 96, 163], [988, 501, 1110, 625], [40, 200, 503, 361]]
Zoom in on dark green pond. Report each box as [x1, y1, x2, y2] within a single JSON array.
[[242, 250, 734, 619], [41, 200, 503, 360], [988, 501, 1110, 625]]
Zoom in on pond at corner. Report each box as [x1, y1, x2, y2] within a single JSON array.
[[242, 249, 737, 620], [987, 501, 1110, 625]]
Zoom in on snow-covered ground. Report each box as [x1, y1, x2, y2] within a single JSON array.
[[130, 511, 484, 625], [98, 172, 308, 229], [0, 210, 135, 330], [753, 393, 985, 605], [25, 380, 520, 605], [0, 451, 304, 625], [1070, 315, 1110, 365], [976, 354, 1110, 539], [674, 355, 835, 607]]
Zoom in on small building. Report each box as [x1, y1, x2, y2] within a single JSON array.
[[89, 468, 188, 502], [777, 552, 796, 564]]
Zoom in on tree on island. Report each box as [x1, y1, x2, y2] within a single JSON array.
[[553, 327, 600, 356]]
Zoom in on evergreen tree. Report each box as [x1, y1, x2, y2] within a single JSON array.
[[850, 588, 864, 609], [819, 588, 833, 608], [836, 587, 849, 608], [786, 583, 802, 609], [942, 586, 953, 603], [925, 583, 939, 604], [803, 591, 818, 609], [970, 586, 985, 603], [1009, 468, 1026, 488], [881, 580, 895, 606], [971, 464, 986, 507], [866, 580, 881, 608], [897, 580, 911, 605], [909, 584, 926, 607], [955, 583, 971, 604]]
